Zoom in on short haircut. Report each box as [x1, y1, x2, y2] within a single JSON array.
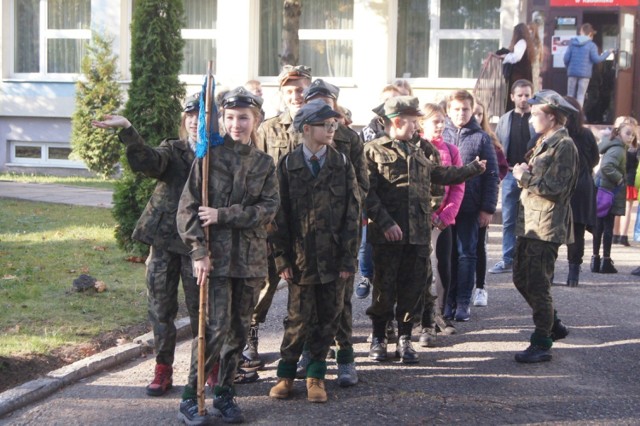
[[447, 90, 474, 109], [511, 79, 533, 94], [581, 23, 595, 36]]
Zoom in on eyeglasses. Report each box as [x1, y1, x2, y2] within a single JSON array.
[[308, 120, 339, 131]]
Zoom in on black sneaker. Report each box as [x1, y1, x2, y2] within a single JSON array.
[[418, 327, 436, 347], [355, 277, 371, 299], [550, 319, 568, 341], [369, 337, 388, 361], [212, 392, 245, 424], [514, 345, 552, 363], [178, 399, 213, 426]]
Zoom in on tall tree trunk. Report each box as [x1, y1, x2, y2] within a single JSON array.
[[280, 0, 301, 67]]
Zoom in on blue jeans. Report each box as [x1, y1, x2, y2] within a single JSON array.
[[449, 211, 480, 306], [501, 172, 521, 266], [567, 76, 590, 107], [358, 223, 373, 279]]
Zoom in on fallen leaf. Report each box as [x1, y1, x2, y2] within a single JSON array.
[[93, 246, 107, 252], [126, 256, 146, 263], [94, 281, 107, 292], [2, 275, 17, 280]]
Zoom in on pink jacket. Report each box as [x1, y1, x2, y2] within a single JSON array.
[[431, 137, 464, 227]]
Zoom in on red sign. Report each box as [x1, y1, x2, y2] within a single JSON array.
[[551, 0, 638, 6]]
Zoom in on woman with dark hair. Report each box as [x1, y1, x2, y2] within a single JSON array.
[[563, 96, 599, 286], [511, 90, 578, 363], [503, 23, 535, 111]]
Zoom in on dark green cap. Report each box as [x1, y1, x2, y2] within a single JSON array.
[[293, 100, 341, 132], [303, 79, 340, 101], [383, 96, 423, 118]]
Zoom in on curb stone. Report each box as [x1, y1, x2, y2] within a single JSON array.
[[0, 317, 191, 418]]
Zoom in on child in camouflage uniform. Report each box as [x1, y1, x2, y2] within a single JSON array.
[[269, 100, 360, 403]]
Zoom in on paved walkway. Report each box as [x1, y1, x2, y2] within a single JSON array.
[[0, 181, 113, 208]]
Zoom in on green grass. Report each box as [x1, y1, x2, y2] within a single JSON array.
[[0, 172, 116, 190], [0, 199, 147, 357]]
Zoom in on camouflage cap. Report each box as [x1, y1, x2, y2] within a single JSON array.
[[383, 95, 424, 118], [528, 89, 578, 115], [221, 87, 264, 109], [293, 99, 341, 132], [303, 79, 340, 101], [183, 93, 201, 113], [278, 64, 312, 86]]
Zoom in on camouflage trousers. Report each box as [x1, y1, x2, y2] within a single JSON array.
[[279, 279, 346, 366], [334, 274, 355, 350], [186, 276, 262, 391], [366, 243, 428, 325], [251, 254, 280, 326], [146, 246, 199, 366], [513, 237, 558, 344]]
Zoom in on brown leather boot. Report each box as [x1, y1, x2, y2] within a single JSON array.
[[269, 378, 294, 399], [146, 363, 173, 396], [306, 378, 327, 403]]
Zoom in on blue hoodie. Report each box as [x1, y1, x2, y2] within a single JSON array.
[[563, 35, 610, 78]]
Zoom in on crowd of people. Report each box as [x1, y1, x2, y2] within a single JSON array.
[[90, 23, 639, 425]]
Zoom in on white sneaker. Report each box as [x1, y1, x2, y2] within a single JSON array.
[[473, 289, 488, 307], [488, 261, 512, 274]]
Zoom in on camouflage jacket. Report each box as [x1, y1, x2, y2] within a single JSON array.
[[365, 136, 484, 246], [516, 127, 578, 244], [177, 135, 279, 278], [118, 126, 194, 255], [271, 145, 361, 285], [333, 124, 369, 201]]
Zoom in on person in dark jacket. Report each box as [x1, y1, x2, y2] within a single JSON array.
[[502, 23, 534, 111], [563, 96, 599, 286], [442, 90, 499, 322], [563, 23, 614, 107], [91, 96, 202, 398], [612, 116, 639, 246]]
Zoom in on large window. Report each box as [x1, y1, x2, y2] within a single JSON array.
[[259, 0, 354, 77], [181, 0, 217, 75], [14, 0, 91, 76], [9, 141, 83, 168], [396, 0, 500, 79]]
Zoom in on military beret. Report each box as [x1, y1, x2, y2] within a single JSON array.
[[278, 64, 312, 86], [221, 87, 263, 109], [303, 79, 340, 101], [183, 93, 201, 113], [383, 96, 423, 118], [293, 99, 341, 132], [528, 89, 578, 116]]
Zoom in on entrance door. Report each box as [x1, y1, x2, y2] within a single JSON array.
[[614, 9, 636, 118]]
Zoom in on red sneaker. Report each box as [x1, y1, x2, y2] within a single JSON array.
[[146, 363, 173, 396]]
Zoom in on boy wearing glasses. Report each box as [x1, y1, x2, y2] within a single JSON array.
[[268, 100, 360, 403]]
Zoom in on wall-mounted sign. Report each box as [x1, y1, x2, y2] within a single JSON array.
[[551, 0, 638, 6], [557, 16, 577, 25]]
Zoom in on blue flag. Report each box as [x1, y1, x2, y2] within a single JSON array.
[[195, 75, 224, 159]]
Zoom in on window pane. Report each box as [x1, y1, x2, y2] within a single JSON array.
[[441, 0, 500, 30], [184, 0, 216, 29], [439, 39, 498, 78], [15, 0, 40, 73], [15, 146, 42, 159], [396, 0, 430, 78], [300, 1, 353, 30], [299, 40, 352, 77], [182, 39, 216, 75], [48, 0, 90, 30], [259, 0, 283, 76], [49, 147, 72, 160], [47, 39, 87, 73]]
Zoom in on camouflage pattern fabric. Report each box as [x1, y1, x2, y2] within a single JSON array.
[[256, 112, 303, 166], [251, 255, 281, 325]]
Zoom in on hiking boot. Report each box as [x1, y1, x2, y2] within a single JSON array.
[[306, 378, 327, 403], [178, 398, 213, 426], [396, 335, 419, 364], [355, 276, 371, 299], [488, 260, 512, 274], [369, 336, 388, 361], [337, 362, 358, 387], [473, 288, 488, 307], [514, 344, 552, 363], [241, 325, 263, 369], [419, 327, 436, 347], [550, 319, 569, 341], [620, 235, 630, 246], [295, 350, 311, 379], [600, 257, 618, 274], [386, 320, 398, 343], [212, 391, 245, 423], [434, 314, 457, 335], [269, 378, 294, 399], [455, 303, 470, 322], [146, 363, 173, 396], [590, 255, 600, 273], [234, 368, 259, 385], [206, 362, 220, 391]]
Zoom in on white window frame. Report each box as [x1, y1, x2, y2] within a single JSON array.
[[9, 0, 91, 81], [9, 141, 85, 168], [179, 1, 220, 84]]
